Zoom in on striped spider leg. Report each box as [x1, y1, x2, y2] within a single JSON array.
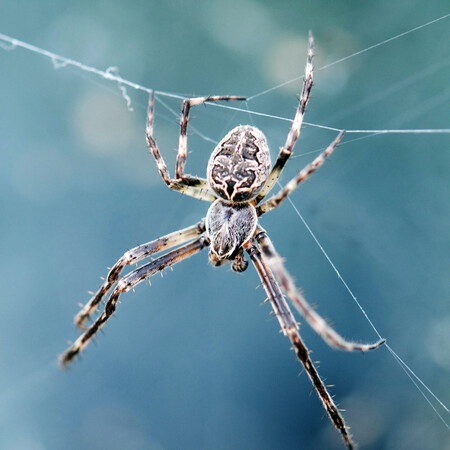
[[74, 220, 206, 330], [256, 130, 345, 215], [253, 31, 314, 204], [245, 237, 355, 449], [61, 233, 210, 367], [146, 91, 246, 202], [254, 226, 385, 352]]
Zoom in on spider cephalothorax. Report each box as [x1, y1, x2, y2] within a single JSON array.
[[207, 125, 271, 203], [61, 32, 385, 450], [206, 200, 256, 270]]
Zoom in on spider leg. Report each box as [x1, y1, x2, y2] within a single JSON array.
[[75, 220, 206, 330], [245, 239, 354, 450], [176, 95, 246, 179], [254, 227, 386, 352], [61, 235, 209, 367], [146, 92, 215, 201], [146, 92, 245, 201], [257, 131, 345, 215], [255, 32, 314, 204]]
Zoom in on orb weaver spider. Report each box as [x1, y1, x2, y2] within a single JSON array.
[[60, 32, 385, 449]]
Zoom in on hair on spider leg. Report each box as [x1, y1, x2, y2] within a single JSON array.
[[255, 282, 264, 290], [311, 386, 326, 398], [309, 301, 319, 310]]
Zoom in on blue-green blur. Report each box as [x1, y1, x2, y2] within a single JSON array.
[[1, 1, 449, 449]]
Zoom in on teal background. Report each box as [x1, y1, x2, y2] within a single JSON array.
[[0, 1, 449, 449]]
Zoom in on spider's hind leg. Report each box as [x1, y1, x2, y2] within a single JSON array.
[[146, 92, 246, 202], [254, 32, 315, 204], [257, 131, 345, 215], [176, 95, 246, 180]]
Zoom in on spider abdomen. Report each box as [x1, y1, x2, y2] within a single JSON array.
[[206, 199, 257, 260], [207, 125, 271, 202]]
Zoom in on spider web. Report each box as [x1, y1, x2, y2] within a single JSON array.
[[1, 9, 449, 449]]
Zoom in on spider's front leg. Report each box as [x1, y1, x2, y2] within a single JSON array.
[[246, 239, 354, 449], [255, 226, 386, 352], [61, 235, 210, 367], [146, 92, 245, 202], [75, 220, 206, 330]]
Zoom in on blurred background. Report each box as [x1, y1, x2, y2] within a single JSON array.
[[0, 1, 449, 449]]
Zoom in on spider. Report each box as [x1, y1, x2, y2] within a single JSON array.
[[60, 32, 385, 449]]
